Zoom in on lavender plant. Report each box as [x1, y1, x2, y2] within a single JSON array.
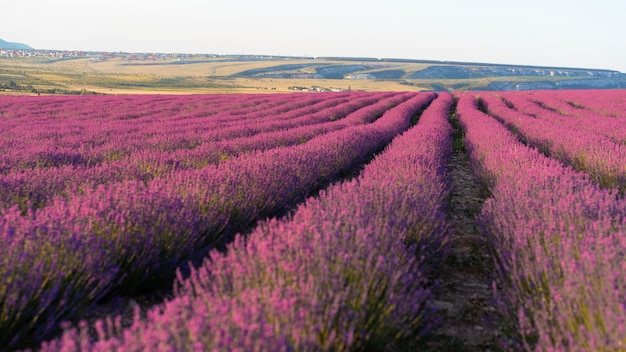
[[480, 92, 626, 190], [39, 92, 453, 352], [1, 92, 435, 350], [457, 93, 626, 351]]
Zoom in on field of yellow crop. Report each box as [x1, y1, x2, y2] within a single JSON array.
[[0, 56, 433, 95]]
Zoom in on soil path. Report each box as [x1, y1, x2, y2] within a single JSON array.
[[424, 121, 504, 351]]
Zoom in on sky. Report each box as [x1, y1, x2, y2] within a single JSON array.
[[3, 0, 626, 72]]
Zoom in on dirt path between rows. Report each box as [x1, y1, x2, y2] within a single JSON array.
[[423, 129, 505, 350]]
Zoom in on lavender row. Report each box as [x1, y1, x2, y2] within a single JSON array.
[[479, 92, 626, 190], [0, 92, 384, 181], [545, 89, 626, 119], [513, 90, 625, 119], [514, 90, 594, 118], [1, 92, 436, 350], [0, 92, 365, 175], [0, 93, 411, 212], [2, 92, 352, 169], [0, 93, 358, 173], [0, 93, 293, 152], [107, 91, 406, 172], [497, 91, 626, 145], [457, 93, 626, 351], [0, 93, 315, 125], [38, 92, 453, 352]]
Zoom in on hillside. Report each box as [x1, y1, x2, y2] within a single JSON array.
[[1, 49, 625, 94], [0, 38, 32, 50]]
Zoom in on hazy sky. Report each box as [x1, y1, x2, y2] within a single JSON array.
[[4, 0, 626, 72]]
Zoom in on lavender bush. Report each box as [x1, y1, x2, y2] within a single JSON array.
[[457, 93, 626, 351], [1, 92, 435, 350], [39, 92, 454, 352]]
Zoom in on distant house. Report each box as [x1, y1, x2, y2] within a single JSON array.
[[515, 82, 555, 90], [288, 86, 309, 91], [345, 74, 375, 80]]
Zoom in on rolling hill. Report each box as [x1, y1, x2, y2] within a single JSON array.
[[0, 38, 32, 50]]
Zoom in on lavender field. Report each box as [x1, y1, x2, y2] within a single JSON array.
[[0, 89, 625, 351]]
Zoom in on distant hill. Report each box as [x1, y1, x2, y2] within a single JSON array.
[[1, 48, 624, 92], [0, 38, 32, 50], [220, 55, 626, 90]]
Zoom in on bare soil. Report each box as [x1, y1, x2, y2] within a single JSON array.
[[423, 144, 505, 351]]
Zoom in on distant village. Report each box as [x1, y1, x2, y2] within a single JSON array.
[[0, 48, 314, 63], [0, 48, 216, 61]]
